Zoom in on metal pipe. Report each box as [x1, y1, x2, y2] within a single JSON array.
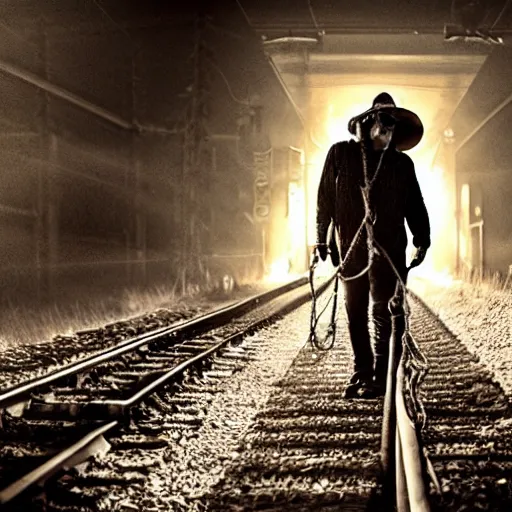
[[396, 427, 410, 512], [456, 91, 512, 152], [396, 362, 431, 512], [252, 23, 512, 36], [381, 311, 401, 485], [266, 56, 306, 128], [0, 59, 133, 130]]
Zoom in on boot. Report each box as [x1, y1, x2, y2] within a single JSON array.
[[344, 370, 378, 399]]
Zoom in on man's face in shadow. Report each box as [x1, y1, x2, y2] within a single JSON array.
[[362, 112, 396, 150]]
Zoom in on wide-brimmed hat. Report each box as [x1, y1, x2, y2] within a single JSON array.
[[348, 92, 423, 151]]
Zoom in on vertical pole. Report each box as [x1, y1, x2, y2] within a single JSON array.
[[180, 13, 200, 294], [301, 49, 311, 273], [35, 167, 44, 301], [128, 47, 136, 286], [180, 7, 208, 292], [190, 9, 202, 285], [134, 159, 147, 286], [130, 39, 146, 288], [446, 139, 459, 277], [395, 427, 410, 512], [396, 360, 431, 511], [381, 286, 405, 508], [38, 18, 59, 300], [35, 136, 44, 302], [124, 227, 131, 284], [36, 17, 47, 303], [47, 133, 59, 296], [479, 221, 484, 280], [180, 127, 188, 295]]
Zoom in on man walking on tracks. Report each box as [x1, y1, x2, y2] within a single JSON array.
[[315, 93, 431, 399]]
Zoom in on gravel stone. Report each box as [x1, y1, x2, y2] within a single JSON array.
[[410, 277, 512, 397], [85, 300, 318, 511]]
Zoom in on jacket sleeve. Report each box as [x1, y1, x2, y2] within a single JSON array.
[[316, 144, 338, 245], [403, 154, 431, 249]]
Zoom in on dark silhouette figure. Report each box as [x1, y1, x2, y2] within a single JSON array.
[[315, 93, 431, 398]]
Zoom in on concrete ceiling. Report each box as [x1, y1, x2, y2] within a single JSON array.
[[238, 0, 510, 35], [237, 0, 512, 166], [262, 32, 489, 168]]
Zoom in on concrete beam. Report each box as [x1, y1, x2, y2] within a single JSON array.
[[449, 46, 512, 152], [456, 90, 512, 152]]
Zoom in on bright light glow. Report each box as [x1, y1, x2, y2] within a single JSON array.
[[409, 266, 455, 287], [263, 180, 307, 283], [264, 258, 294, 284], [286, 181, 307, 273], [459, 183, 470, 265], [408, 267, 459, 299], [414, 163, 451, 270], [313, 258, 337, 277]]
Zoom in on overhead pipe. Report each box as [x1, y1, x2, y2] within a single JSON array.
[[266, 55, 306, 128], [0, 59, 133, 130]]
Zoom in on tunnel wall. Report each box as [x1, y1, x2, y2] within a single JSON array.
[[456, 101, 512, 277], [0, 2, 303, 311]]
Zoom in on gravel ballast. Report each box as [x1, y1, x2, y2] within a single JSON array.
[[410, 276, 512, 397], [0, 285, 270, 391], [90, 302, 317, 511]]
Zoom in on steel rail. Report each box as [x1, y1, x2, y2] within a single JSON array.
[[0, 277, 308, 409], [395, 361, 431, 512], [395, 427, 409, 511], [0, 420, 118, 505], [29, 276, 334, 419]]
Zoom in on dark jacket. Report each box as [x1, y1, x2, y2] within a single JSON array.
[[316, 139, 430, 268]]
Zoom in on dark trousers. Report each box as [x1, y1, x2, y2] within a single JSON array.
[[342, 253, 406, 384]]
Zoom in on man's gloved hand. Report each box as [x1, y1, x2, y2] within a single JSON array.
[[409, 246, 428, 269], [315, 243, 328, 262]]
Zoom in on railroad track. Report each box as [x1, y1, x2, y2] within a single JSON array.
[[203, 293, 512, 511], [1, 278, 511, 511], [0, 276, 332, 509]]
